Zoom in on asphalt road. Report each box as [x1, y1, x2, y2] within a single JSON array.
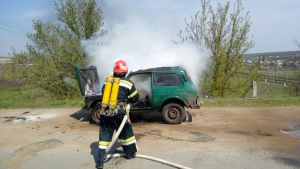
[[1, 107, 300, 169]]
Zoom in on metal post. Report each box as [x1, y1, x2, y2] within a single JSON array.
[[252, 81, 257, 98]]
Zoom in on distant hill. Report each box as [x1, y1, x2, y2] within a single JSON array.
[[244, 51, 300, 58], [0, 57, 11, 63]]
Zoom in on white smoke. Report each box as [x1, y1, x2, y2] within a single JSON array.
[[82, 0, 210, 89]]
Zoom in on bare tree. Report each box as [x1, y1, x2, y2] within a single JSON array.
[[293, 36, 300, 49]]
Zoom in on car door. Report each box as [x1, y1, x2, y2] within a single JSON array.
[[151, 72, 184, 109], [128, 73, 152, 110]]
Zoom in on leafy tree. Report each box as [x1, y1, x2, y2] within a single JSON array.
[[4, 49, 30, 92], [4, 0, 106, 99], [55, 0, 107, 40], [25, 21, 84, 99], [177, 0, 258, 97]]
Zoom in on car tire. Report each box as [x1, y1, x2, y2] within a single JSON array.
[[182, 111, 192, 122], [91, 104, 101, 124], [162, 103, 185, 124]]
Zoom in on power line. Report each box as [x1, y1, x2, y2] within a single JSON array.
[[0, 17, 34, 32], [0, 22, 32, 33], [0, 17, 34, 36], [0, 26, 27, 36]]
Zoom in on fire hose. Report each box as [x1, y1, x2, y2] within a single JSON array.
[[103, 104, 192, 169]]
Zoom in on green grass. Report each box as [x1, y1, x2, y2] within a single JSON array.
[[0, 81, 299, 109], [259, 70, 298, 79], [0, 67, 84, 109], [0, 85, 84, 109], [201, 97, 300, 107], [199, 79, 300, 107]]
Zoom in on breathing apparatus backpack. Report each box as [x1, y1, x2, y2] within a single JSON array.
[[100, 76, 120, 116]]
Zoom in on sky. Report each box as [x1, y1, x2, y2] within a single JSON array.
[[0, 0, 299, 73], [1, 0, 299, 89], [0, 0, 299, 57]]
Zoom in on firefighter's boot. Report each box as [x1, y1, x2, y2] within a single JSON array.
[[125, 153, 132, 160], [95, 162, 103, 169], [125, 153, 136, 159]]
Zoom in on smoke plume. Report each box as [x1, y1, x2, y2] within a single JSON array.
[[82, 1, 210, 88]]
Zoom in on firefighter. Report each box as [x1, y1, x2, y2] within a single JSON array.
[[96, 60, 139, 169]]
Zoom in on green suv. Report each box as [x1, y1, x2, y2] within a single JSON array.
[[74, 65, 202, 124]]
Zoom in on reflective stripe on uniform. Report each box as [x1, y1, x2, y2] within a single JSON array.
[[120, 139, 136, 146], [120, 80, 133, 90], [128, 90, 137, 98], [99, 141, 110, 149], [119, 136, 136, 146]]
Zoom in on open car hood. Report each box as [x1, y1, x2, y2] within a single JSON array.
[[74, 65, 101, 96]]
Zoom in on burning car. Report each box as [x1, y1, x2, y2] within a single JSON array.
[[74, 65, 202, 124]]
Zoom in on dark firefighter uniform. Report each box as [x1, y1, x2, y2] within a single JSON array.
[[98, 77, 139, 162]]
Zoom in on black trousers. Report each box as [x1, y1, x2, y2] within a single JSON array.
[[98, 114, 138, 161]]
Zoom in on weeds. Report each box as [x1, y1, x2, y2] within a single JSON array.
[[0, 85, 83, 109], [0, 80, 299, 109]]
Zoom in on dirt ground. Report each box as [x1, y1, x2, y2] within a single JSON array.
[[0, 107, 300, 169]]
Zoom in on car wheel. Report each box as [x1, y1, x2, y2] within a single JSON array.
[[162, 103, 185, 124], [91, 104, 101, 124], [182, 111, 192, 122]]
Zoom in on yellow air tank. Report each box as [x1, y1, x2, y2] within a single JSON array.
[[102, 76, 113, 109], [109, 77, 120, 110]]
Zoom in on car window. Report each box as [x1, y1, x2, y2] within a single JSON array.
[[181, 74, 189, 82], [153, 73, 181, 86]]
